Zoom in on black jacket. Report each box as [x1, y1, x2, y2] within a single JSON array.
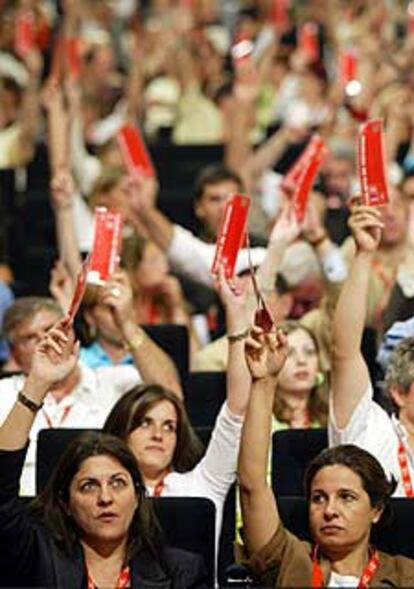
[[0, 447, 209, 588]]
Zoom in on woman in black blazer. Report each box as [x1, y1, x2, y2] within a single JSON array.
[[0, 321, 208, 589]]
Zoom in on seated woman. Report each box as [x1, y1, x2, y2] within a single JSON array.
[[238, 326, 414, 587], [270, 320, 327, 430], [0, 322, 207, 588], [104, 269, 251, 568]]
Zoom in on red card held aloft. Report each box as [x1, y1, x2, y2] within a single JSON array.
[[358, 119, 389, 206], [211, 194, 251, 279], [15, 10, 35, 57], [117, 124, 155, 178], [271, 0, 291, 31], [62, 256, 90, 327], [88, 208, 123, 285], [66, 37, 81, 80], [298, 22, 319, 63], [281, 135, 325, 196], [339, 49, 357, 88], [292, 136, 326, 222]]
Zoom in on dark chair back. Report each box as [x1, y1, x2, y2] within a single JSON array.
[[142, 324, 189, 383], [151, 496, 215, 586], [184, 371, 226, 428], [271, 429, 327, 496]]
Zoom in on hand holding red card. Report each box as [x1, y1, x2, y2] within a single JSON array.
[[117, 124, 155, 178], [87, 208, 123, 285], [358, 119, 389, 207], [339, 49, 357, 89], [211, 194, 251, 279], [62, 256, 90, 327]]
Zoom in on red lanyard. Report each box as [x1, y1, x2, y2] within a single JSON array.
[[87, 565, 131, 589], [152, 468, 172, 497], [397, 441, 414, 497], [42, 404, 73, 429], [311, 546, 380, 588]]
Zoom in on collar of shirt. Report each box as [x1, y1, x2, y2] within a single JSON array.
[[80, 341, 134, 368]]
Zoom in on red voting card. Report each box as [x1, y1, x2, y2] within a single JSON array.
[[211, 194, 251, 279], [117, 124, 155, 178], [87, 208, 123, 285], [281, 135, 324, 195], [339, 49, 357, 88], [298, 22, 319, 63], [358, 119, 389, 207], [254, 306, 274, 332], [62, 256, 90, 327], [15, 10, 35, 57], [65, 37, 81, 80], [271, 0, 290, 31], [292, 136, 326, 222]]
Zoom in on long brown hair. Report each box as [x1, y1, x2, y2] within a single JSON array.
[[30, 432, 161, 561], [273, 320, 328, 427], [103, 384, 205, 472]]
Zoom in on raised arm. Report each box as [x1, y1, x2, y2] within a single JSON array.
[[331, 205, 383, 428], [101, 270, 183, 399], [216, 268, 252, 416], [238, 327, 288, 555], [0, 322, 78, 450]]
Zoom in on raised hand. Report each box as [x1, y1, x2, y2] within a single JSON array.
[[268, 199, 301, 247], [100, 270, 135, 329], [49, 259, 74, 312], [348, 203, 383, 253], [50, 169, 74, 210], [245, 326, 288, 381], [28, 321, 78, 391]]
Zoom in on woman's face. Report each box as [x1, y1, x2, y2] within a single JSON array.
[[276, 328, 319, 393], [134, 242, 169, 290], [127, 400, 178, 482], [309, 465, 382, 556], [68, 455, 138, 547]]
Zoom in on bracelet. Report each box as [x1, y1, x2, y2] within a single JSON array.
[[227, 328, 249, 343], [124, 329, 147, 352], [308, 232, 329, 248], [17, 390, 44, 414]]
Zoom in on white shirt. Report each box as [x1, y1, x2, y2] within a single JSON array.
[[329, 571, 359, 587], [328, 384, 414, 496], [0, 362, 141, 495], [146, 402, 243, 565], [168, 225, 266, 288]]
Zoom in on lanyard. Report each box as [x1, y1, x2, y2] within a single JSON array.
[[153, 470, 171, 497], [42, 404, 73, 429], [311, 545, 380, 589], [87, 565, 131, 589], [397, 441, 414, 497]]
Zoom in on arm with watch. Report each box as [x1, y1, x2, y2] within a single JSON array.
[[100, 270, 183, 399]]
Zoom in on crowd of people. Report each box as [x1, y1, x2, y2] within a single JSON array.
[[1, 0, 414, 587]]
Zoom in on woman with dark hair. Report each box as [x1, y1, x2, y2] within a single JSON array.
[[104, 270, 251, 565], [238, 326, 414, 587], [0, 322, 207, 588]]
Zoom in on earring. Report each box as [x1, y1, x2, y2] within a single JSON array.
[[314, 371, 324, 387]]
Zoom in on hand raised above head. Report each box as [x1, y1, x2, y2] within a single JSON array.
[[244, 325, 288, 381], [348, 202, 383, 253], [29, 320, 79, 391]]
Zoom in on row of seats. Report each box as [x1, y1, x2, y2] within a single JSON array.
[[32, 427, 414, 587]]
